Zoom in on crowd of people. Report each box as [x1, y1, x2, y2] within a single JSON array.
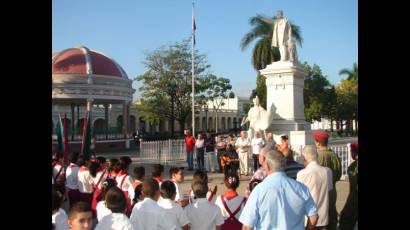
[[52, 130, 358, 230]]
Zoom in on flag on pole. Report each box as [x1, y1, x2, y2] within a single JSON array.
[[55, 115, 64, 153], [192, 2, 196, 45], [81, 111, 92, 161], [63, 113, 70, 162]]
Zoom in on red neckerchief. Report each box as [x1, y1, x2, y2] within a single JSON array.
[[69, 163, 78, 168], [52, 162, 60, 168], [79, 166, 88, 172], [109, 170, 117, 178], [154, 177, 162, 184], [117, 170, 127, 177], [223, 189, 238, 201]]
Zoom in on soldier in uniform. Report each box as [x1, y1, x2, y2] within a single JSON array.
[[313, 131, 342, 230], [339, 143, 358, 230]]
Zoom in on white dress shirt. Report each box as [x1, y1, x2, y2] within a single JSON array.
[[77, 168, 94, 193], [184, 198, 224, 230], [172, 180, 183, 201], [95, 213, 133, 230], [235, 137, 250, 153], [115, 174, 135, 201], [157, 198, 190, 230], [96, 201, 112, 222], [130, 198, 176, 230], [251, 137, 265, 155], [52, 208, 69, 230], [65, 164, 79, 190], [297, 161, 333, 227]]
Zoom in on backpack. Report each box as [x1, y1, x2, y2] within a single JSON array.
[[221, 195, 246, 230]]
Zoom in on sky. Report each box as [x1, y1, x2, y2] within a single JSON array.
[[52, 0, 357, 101]]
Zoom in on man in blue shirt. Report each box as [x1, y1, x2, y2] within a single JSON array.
[[239, 149, 319, 230]]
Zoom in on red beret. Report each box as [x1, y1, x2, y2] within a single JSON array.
[[350, 143, 358, 153], [313, 131, 329, 141]]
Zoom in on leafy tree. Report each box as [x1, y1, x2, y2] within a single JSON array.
[[135, 38, 210, 137], [339, 62, 358, 81], [335, 79, 358, 135], [202, 74, 233, 132], [302, 62, 331, 122]]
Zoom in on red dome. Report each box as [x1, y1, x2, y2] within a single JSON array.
[[52, 47, 127, 78]]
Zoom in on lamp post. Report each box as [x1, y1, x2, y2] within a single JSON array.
[[204, 104, 208, 131]]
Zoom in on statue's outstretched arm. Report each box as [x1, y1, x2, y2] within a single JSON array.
[[241, 116, 248, 126]]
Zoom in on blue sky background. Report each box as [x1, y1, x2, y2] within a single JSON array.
[[52, 0, 357, 100]]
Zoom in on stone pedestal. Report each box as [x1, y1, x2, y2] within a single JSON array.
[[260, 61, 314, 155]]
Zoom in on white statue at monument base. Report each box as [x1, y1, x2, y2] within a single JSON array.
[[241, 96, 277, 139], [271, 10, 297, 63]]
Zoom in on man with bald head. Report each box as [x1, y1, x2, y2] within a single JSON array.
[[235, 131, 251, 176], [297, 145, 333, 229]]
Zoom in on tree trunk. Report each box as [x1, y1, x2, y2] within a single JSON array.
[[179, 120, 185, 137], [330, 119, 334, 132], [170, 117, 175, 138], [340, 120, 344, 134], [215, 111, 218, 133]]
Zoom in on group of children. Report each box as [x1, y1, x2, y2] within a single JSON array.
[[52, 151, 251, 230]]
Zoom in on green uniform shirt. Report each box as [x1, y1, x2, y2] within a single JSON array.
[[317, 148, 342, 186], [348, 160, 358, 193]]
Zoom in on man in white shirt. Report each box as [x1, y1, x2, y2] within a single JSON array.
[[297, 145, 333, 229], [130, 179, 176, 230], [235, 131, 251, 176], [158, 181, 190, 230], [251, 131, 265, 172], [184, 180, 224, 230], [95, 187, 133, 230], [265, 132, 276, 150]]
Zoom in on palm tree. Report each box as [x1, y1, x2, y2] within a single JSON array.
[[339, 62, 358, 81], [240, 14, 303, 70]]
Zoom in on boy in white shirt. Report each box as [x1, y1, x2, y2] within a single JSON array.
[[189, 170, 217, 204], [185, 180, 224, 230], [68, 202, 93, 230], [95, 187, 133, 230], [52, 188, 69, 230], [157, 181, 190, 230], [169, 167, 189, 207], [130, 178, 176, 230], [66, 152, 81, 207]]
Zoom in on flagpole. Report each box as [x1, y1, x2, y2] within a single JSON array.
[[191, 0, 196, 137]]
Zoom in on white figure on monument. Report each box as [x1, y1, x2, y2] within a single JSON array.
[[241, 96, 277, 139], [271, 10, 297, 62]]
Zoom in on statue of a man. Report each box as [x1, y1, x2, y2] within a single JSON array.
[[271, 10, 297, 62], [241, 96, 266, 139]]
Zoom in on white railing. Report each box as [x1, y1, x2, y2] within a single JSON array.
[[139, 139, 353, 180], [139, 139, 186, 165], [292, 144, 352, 180]]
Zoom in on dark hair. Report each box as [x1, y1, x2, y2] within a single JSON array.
[[169, 167, 183, 179], [52, 152, 63, 163], [133, 166, 145, 180], [192, 180, 208, 198], [114, 156, 132, 173], [229, 133, 234, 138], [69, 152, 80, 164], [68, 202, 92, 220], [97, 178, 116, 202], [142, 178, 160, 198], [151, 164, 164, 178], [281, 135, 288, 141], [97, 157, 106, 165], [249, 179, 262, 192], [133, 183, 143, 204], [108, 158, 119, 172], [160, 180, 176, 199], [224, 173, 240, 190], [89, 161, 100, 178], [52, 188, 64, 213], [193, 170, 208, 184], [105, 187, 127, 213], [77, 154, 86, 167]]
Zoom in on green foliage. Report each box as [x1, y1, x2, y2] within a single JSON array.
[[302, 62, 331, 122], [135, 38, 210, 133], [255, 74, 267, 109], [339, 62, 358, 81]]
